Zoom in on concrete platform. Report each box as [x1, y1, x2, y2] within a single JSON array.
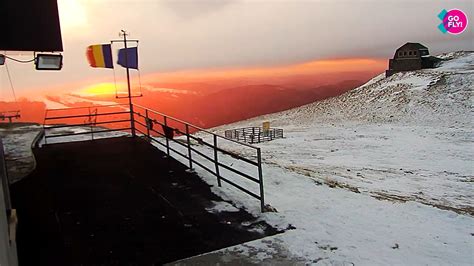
[[11, 136, 279, 265]]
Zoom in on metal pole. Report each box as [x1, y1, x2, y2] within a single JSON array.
[[43, 110, 48, 145], [213, 135, 221, 187], [145, 109, 150, 138], [186, 124, 193, 169], [164, 116, 170, 156], [121, 30, 136, 137], [257, 148, 265, 212], [89, 107, 94, 141]]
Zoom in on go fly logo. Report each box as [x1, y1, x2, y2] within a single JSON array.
[[438, 9, 468, 35]]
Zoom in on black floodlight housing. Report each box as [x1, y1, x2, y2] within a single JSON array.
[[35, 54, 63, 70], [0, 55, 4, 65]]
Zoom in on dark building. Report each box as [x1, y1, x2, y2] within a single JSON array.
[[386, 42, 440, 77]]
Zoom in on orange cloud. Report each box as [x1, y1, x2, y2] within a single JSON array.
[[143, 57, 386, 82]]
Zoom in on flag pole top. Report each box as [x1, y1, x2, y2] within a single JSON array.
[[120, 30, 128, 36]]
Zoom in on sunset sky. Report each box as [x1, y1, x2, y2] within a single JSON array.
[[0, 0, 472, 100]]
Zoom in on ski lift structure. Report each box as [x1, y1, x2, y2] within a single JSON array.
[[0, 111, 20, 123]]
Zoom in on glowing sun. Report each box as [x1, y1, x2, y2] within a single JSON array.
[[80, 83, 117, 96]]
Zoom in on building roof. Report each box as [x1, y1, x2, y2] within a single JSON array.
[[397, 42, 429, 51]]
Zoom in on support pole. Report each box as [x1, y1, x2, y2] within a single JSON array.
[[145, 109, 150, 138], [89, 107, 94, 141], [257, 148, 265, 212], [214, 135, 221, 187], [186, 124, 193, 169], [121, 30, 136, 137], [164, 116, 170, 156]]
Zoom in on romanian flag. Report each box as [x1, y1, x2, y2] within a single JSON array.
[[86, 44, 113, 68]]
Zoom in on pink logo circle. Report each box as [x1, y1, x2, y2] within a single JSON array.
[[443, 9, 469, 35]]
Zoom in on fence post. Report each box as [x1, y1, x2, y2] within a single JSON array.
[[213, 135, 222, 187], [250, 127, 255, 144], [145, 109, 150, 138], [186, 124, 193, 169], [164, 116, 170, 156], [257, 148, 265, 212], [89, 107, 94, 141], [130, 104, 136, 138]]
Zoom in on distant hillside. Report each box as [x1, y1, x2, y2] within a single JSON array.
[[179, 80, 363, 128], [1, 70, 377, 128]]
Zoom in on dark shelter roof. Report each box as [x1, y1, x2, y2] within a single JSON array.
[[397, 42, 429, 51], [0, 0, 63, 51]]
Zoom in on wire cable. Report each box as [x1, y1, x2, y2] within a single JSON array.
[[137, 68, 143, 97], [5, 62, 18, 103], [4, 62, 21, 111], [4, 55, 36, 63]]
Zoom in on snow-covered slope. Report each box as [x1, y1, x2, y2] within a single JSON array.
[[168, 52, 473, 264], [211, 52, 473, 214], [241, 51, 473, 126]]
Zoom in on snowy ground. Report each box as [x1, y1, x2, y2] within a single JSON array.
[[158, 127, 473, 265], [166, 52, 474, 264], [205, 52, 474, 216], [0, 124, 42, 183]]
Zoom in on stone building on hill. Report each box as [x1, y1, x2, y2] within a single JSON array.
[[386, 42, 441, 77]]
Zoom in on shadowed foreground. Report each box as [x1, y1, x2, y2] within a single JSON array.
[[11, 136, 278, 265]]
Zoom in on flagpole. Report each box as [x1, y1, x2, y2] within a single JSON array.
[[120, 29, 136, 137]]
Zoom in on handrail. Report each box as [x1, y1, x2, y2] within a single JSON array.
[[40, 103, 266, 212], [42, 105, 132, 145], [133, 104, 260, 149], [44, 111, 130, 121], [44, 103, 128, 112], [132, 104, 266, 211]]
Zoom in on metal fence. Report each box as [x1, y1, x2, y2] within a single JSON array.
[[41, 104, 266, 212], [132, 104, 265, 211], [225, 127, 284, 144], [43, 104, 132, 144]]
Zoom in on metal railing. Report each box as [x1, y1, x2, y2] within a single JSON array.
[[43, 104, 132, 144], [132, 104, 265, 212], [225, 127, 284, 144], [41, 104, 266, 212]]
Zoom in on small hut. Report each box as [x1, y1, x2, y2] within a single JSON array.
[[386, 42, 441, 77]]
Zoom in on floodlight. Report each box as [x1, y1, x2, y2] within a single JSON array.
[[0, 55, 4, 65], [35, 54, 63, 70]]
